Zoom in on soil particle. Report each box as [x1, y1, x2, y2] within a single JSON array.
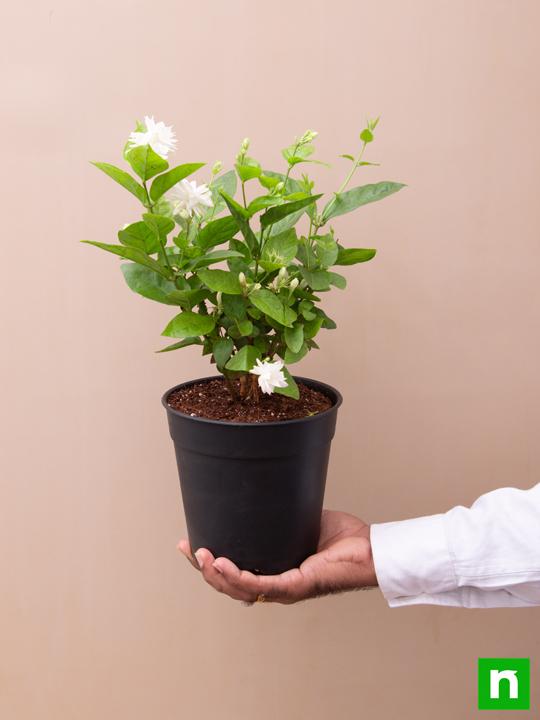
[[167, 377, 333, 423]]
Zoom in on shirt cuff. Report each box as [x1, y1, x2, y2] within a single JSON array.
[[371, 514, 457, 603]]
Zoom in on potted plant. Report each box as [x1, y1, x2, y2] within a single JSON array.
[[83, 116, 404, 574]]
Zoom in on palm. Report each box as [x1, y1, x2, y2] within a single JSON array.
[[178, 510, 377, 604]]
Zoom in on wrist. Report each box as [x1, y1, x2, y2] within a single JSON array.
[[358, 524, 378, 588]]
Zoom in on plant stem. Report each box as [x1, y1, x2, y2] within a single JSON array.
[[316, 141, 368, 229], [143, 180, 175, 277]]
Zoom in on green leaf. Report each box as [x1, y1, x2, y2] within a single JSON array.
[[142, 213, 175, 239], [236, 319, 253, 336], [162, 311, 216, 338], [121, 263, 178, 304], [91, 162, 147, 204], [205, 170, 237, 218], [235, 155, 261, 182], [335, 247, 377, 265], [213, 338, 234, 368], [296, 237, 317, 268], [156, 337, 202, 353], [360, 128, 374, 143], [82, 241, 171, 278], [189, 249, 244, 270], [260, 229, 298, 271], [299, 268, 331, 291], [299, 299, 316, 320], [258, 174, 281, 190], [282, 143, 315, 164], [340, 154, 355, 161], [249, 288, 297, 327], [167, 288, 209, 309], [320, 310, 337, 329], [284, 343, 308, 364], [322, 181, 405, 222], [225, 345, 261, 372], [118, 221, 160, 254], [197, 268, 243, 294], [125, 145, 168, 181], [219, 190, 249, 219], [314, 234, 339, 268], [223, 294, 247, 321], [149, 162, 205, 202], [303, 315, 323, 339], [274, 367, 299, 399], [247, 195, 283, 215], [195, 216, 238, 249], [260, 194, 322, 228], [284, 324, 304, 354], [219, 190, 258, 253], [329, 271, 347, 289]]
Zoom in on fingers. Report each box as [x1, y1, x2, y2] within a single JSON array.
[[192, 547, 230, 595], [177, 540, 311, 604], [177, 538, 200, 571], [212, 557, 305, 604]]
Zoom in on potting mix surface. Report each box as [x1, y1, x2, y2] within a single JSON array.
[[167, 377, 333, 422]]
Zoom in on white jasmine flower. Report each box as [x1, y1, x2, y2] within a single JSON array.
[[250, 358, 288, 395], [168, 179, 213, 217], [128, 116, 177, 159]]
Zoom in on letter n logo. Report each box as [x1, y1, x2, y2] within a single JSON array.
[[478, 658, 530, 710]]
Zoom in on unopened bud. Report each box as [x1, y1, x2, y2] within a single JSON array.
[[211, 161, 222, 175], [216, 291, 223, 310], [299, 279, 308, 289], [238, 272, 247, 288], [289, 278, 299, 291], [275, 181, 285, 193], [241, 137, 250, 151], [178, 209, 190, 220], [251, 282, 261, 291], [278, 267, 288, 280], [301, 129, 318, 144]]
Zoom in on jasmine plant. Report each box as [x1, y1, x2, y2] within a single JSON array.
[[83, 116, 404, 402]]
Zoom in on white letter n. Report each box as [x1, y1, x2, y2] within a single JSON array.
[[490, 669, 519, 699]]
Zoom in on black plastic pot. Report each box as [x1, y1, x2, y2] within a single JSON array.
[[162, 375, 342, 575]]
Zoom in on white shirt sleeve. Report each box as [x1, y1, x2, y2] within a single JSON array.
[[370, 484, 540, 608]]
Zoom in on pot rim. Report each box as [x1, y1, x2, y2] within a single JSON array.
[[162, 374, 342, 428]]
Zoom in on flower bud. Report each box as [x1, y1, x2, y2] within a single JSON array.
[[241, 137, 250, 151], [238, 271, 247, 288], [299, 279, 308, 289], [178, 209, 190, 220], [275, 181, 285, 193], [289, 277, 299, 291], [251, 282, 261, 291], [211, 161, 222, 175], [300, 129, 318, 144], [278, 267, 288, 280], [216, 291, 223, 310]]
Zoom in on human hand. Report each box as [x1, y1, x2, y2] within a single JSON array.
[[177, 509, 378, 604]]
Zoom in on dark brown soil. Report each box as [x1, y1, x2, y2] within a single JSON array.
[[167, 377, 333, 423]]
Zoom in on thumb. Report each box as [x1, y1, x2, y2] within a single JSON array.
[[321, 537, 371, 566]]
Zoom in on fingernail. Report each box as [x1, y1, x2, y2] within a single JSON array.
[[194, 550, 204, 569], [212, 561, 223, 574]]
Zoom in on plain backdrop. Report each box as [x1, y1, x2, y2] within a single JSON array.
[[1, 0, 539, 718]]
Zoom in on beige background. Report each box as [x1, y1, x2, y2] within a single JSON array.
[[1, 0, 539, 717]]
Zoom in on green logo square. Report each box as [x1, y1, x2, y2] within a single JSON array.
[[478, 658, 530, 710]]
